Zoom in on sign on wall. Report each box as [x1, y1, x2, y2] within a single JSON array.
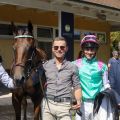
[[61, 11, 74, 61]]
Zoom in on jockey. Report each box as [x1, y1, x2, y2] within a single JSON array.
[[73, 34, 110, 120], [0, 63, 14, 88]]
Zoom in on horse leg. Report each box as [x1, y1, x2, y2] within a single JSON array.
[[21, 96, 27, 120], [34, 104, 40, 120], [12, 94, 22, 120], [31, 95, 42, 120]]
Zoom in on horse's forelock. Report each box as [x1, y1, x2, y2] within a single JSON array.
[[11, 21, 33, 37]]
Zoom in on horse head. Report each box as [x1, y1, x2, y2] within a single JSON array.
[[11, 21, 46, 88]]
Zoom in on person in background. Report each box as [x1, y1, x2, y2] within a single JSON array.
[[73, 35, 110, 120], [108, 50, 118, 71], [42, 37, 82, 120], [109, 57, 120, 107], [0, 63, 14, 88]]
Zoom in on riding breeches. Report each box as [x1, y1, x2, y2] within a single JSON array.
[[42, 98, 72, 120], [76, 100, 94, 120]]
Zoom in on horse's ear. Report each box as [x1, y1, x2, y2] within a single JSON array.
[[11, 21, 17, 35], [27, 21, 33, 34]]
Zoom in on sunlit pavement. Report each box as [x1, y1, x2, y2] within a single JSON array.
[[0, 83, 34, 120], [0, 84, 120, 120], [0, 93, 34, 120]]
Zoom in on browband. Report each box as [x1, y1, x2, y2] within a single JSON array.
[[14, 35, 33, 39]]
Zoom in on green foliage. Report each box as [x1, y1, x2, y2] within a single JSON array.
[[110, 32, 120, 50]]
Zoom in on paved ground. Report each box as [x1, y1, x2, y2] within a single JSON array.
[[0, 83, 34, 120]]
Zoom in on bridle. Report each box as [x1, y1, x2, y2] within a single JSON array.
[[24, 47, 36, 79], [12, 34, 38, 85], [13, 46, 37, 78], [14, 63, 25, 68]]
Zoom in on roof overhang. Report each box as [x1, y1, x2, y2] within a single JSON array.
[[0, 0, 120, 31]]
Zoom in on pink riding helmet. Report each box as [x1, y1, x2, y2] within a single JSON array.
[[80, 35, 99, 46]]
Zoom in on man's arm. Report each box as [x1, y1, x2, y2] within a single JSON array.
[[108, 58, 112, 71], [72, 65, 82, 109], [0, 63, 14, 88], [72, 88, 82, 109]]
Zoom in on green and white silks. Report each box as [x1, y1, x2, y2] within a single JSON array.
[[73, 57, 109, 101]]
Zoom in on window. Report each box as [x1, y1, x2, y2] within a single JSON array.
[[38, 42, 52, 60], [74, 30, 80, 40], [0, 23, 29, 39], [37, 26, 54, 59], [55, 29, 58, 37], [37, 27, 53, 38], [0, 23, 13, 39], [0, 24, 12, 35]]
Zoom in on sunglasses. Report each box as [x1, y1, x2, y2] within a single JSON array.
[[53, 46, 65, 50]]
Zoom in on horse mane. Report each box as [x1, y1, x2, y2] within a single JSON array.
[[36, 48, 47, 62]]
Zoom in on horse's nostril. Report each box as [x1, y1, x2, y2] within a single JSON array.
[[16, 80, 21, 87], [21, 77, 25, 83], [16, 77, 25, 87]]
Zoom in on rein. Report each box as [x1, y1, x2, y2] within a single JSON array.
[[25, 47, 36, 78]]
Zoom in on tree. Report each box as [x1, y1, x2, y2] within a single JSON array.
[[110, 32, 120, 50]]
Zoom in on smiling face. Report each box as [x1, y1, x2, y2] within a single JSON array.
[[52, 37, 68, 60], [83, 47, 97, 60], [81, 41, 99, 60]]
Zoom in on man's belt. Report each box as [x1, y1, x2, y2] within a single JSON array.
[[47, 96, 71, 102]]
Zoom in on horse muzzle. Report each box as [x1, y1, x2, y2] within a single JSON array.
[[14, 77, 25, 88]]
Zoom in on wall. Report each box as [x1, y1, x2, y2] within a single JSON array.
[[0, 39, 13, 68]]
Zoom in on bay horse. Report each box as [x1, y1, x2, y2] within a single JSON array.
[[11, 21, 47, 120]]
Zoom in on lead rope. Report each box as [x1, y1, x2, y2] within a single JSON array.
[[69, 87, 77, 119], [38, 64, 57, 120]]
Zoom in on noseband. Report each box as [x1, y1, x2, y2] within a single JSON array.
[[15, 63, 25, 68]]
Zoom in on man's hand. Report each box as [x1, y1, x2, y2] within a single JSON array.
[[71, 100, 81, 110], [73, 88, 82, 109]]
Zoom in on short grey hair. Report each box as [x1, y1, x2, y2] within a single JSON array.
[[52, 36, 67, 46], [112, 50, 118, 56]]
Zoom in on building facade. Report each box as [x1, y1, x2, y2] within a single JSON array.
[[0, 0, 120, 69]]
